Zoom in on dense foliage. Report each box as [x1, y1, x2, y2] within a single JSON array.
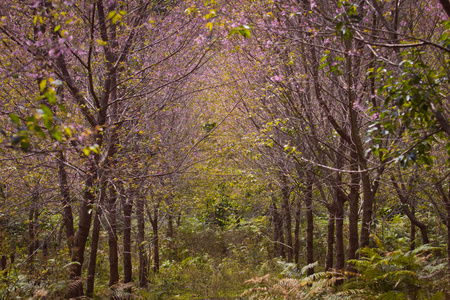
[[1, 0, 450, 299]]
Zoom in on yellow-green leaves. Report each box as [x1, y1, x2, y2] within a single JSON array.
[[229, 25, 252, 38], [83, 144, 100, 156], [39, 79, 47, 93], [106, 10, 126, 25]]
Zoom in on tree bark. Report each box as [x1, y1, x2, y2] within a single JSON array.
[[270, 200, 285, 258], [335, 189, 346, 271], [167, 211, 175, 260], [335, 140, 346, 271], [67, 162, 96, 298], [107, 185, 119, 287], [86, 208, 102, 298], [28, 191, 38, 273], [137, 193, 148, 287], [305, 174, 314, 276], [446, 196, 450, 264], [1, 255, 6, 274], [122, 189, 133, 284], [293, 195, 301, 264], [57, 151, 75, 256], [281, 177, 293, 261], [325, 201, 335, 271], [348, 146, 360, 267], [410, 198, 416, 250], [439, 0, 450, 18], [435, 181, 450, 263], [391, 176, 429, 244], [148, 203, 160, 273]]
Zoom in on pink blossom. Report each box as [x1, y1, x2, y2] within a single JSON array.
[[270, 75, 283, 82]]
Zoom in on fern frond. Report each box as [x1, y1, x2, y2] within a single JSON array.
[[301, 261, 318, 275], [244, 274, 272, 285], [411, 244, 442, 256]]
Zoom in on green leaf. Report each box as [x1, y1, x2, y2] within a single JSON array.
[[83, 147, 90, 156], [319, 61, 329, 70], [9, 114, 20, 124], [40, 105, 53, 117], [39, 79, 47, 93], [58, 103, 66, 112], [46, 92, 57, 104], [20, 136, 30, 151], [52, 130, 62, 141], [63, 126, 72, 137], [34, 126, 46, 139], [229, 25, 252, 38], [43, 116, 52, 130], [107, 10, 116, 19], [112, 14, 120, 24]]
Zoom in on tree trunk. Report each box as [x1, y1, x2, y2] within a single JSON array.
[[446, 198, 450, 264], [270, 200, 285, 258], [305, 175, 314, 276], [435, 181, 450, 263], [348, 146, 360, 268], [67, 162, 96, 298], [107, 185, 119, 287], [439, 0, 450, 19], [57, 151, 75, 256], [167, 202, 176, 260], [335, 139, 346, 271], [293, 195, 301, 264], [86, 208, 102, 298], [1, 255, 6, 275], [137, 193, 148, 287], [391, 177, 429, 245], [325, 201, 335, 271], [28, 192, 38, 273], [410, 198, 416, 250], [122, 189, 133, 284], [360, 172, 374, 248], [148, 204, 160, 273], [281, 179, 293, 261]]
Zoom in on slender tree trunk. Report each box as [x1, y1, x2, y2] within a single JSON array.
[[435, 181, 450, 263], [446, 199, 450, 264], [410, 198, 416, 250], [1, 255, 6, 274], [391, 177, 429, 244], [334, 139, 346, 271], [67, 162, 96, 298], [348, 146, 360, 267], [439, 0, 450, 19], [148, 204, 160, 273], [335, 190, 345, 271], [167, 202, 175, 260], [360, 173, 374, 248], [57, 151, 75, 256], [107, 185, 119, 287], [28, 193, 38, 273], [325, 201, 335, 271], [86, 208, 102, 298], [122, 190, 133, 284], [293, 195, 301, 264], [403, 206, 429, 244], [137, 193, 148, 287], [305, 174, 314, 276], [270, 200, 285, 258], [281, 179, 293, 261]]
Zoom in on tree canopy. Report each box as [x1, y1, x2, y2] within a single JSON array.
[[0, 0, 450, 299]]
